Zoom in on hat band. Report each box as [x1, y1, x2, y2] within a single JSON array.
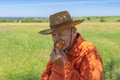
[[50, 19, 73, 29]]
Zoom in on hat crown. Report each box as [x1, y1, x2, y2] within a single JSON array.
[[49, 11, 73, 28], [39, 11, 84, 35]]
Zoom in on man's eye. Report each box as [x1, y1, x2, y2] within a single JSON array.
[[52, 34, 57, 36], [59, 34, 64, 36]]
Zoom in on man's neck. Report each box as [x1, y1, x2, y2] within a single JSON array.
[[64, 33, 78, 53]]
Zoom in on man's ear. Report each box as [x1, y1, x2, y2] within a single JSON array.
[[72, 27, 77, 33]]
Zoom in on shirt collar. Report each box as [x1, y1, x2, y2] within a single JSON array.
[[67, 33, 85, 56]]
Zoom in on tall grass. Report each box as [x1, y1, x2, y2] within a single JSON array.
[[0, 23, 52, 80], [77, 23, 120, 80], [0, 22, 120, 80]]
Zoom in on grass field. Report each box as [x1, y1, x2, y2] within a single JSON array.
[[0, 22, 120, 80]]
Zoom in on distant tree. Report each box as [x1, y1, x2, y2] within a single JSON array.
[[117, 20, 120, 22], [87, 17, 91, 20], [100, 18, 106, 22], [22, 17, 31, 22], [0, 18, 7, 22], [0, 17, 49, 23]]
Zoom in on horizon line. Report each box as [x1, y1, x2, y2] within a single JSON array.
[[0, 15, 120, 18]]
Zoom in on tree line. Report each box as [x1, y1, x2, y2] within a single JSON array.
[[0, 17, 48, 23], [0, 17, 120, 23]]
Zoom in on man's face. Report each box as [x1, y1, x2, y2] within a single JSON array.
[[52, 28, 72, 50]]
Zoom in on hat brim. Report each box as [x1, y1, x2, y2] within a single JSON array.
[[39, 19, 84, 35]]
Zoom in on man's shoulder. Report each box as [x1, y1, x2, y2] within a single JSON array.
[[78, 40, 96, 51]]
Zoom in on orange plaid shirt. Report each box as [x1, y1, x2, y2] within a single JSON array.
[[40, 34, 103, 80]]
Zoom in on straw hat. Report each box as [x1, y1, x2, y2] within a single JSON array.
[[39, 11, 84, 35]]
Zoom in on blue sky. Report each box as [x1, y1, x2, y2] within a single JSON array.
[[0, 0, 120, 17]]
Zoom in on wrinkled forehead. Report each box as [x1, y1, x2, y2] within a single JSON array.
[[60, 27, 72, 34], [52, 27, 72, 36]]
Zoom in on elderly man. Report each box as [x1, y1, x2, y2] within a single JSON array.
[[39, 11, 103, 80]]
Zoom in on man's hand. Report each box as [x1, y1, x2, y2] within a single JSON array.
[[50, 47, 67, 67]]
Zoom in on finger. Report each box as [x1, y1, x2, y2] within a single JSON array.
[[53, 48, 57, 55], [54, 47, 61, 55], [61, 51, 67, 62], [54, 56, 64, 66], [55, 48, 67, 62]]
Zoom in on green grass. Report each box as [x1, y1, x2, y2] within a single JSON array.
[[77, 23, 120, 80], [0, 22, 120, 80]]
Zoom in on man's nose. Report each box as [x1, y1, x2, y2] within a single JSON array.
[[53, 36, 59, 41], [53, 34, 59, 38]]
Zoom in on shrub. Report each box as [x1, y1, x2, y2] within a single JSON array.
[[117, 20, 120, 22], [87, 17, 91, 20], [0, 18, 7, 22], [100, 19, 106, 22]]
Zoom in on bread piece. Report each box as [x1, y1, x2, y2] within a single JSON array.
[[56, 41, 64, 49]]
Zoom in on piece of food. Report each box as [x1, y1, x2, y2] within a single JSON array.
[[56, 41, 64, 49]]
